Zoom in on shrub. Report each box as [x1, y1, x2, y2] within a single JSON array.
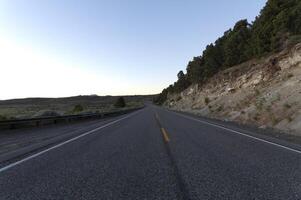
[[34, 110, 61, 117], [288, 35, 301, 46], [216, 105, 224, 112], [0, 115, 7, 121], [114, 97, 126, 108], [73, 104, 84, 113], [284, 103, 292, 109], [271, 115, 279, 126], [204, 97, 210, 105], [266, 105, 272, 112], [255, 98, 265, 111], [271, 93, 281, 104]]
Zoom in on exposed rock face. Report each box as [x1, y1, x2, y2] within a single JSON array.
[[165, 43, 301, 136]]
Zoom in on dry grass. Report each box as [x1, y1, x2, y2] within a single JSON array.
[[0, 95, 154, 119]]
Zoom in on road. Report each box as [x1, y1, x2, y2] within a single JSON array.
[[0, 105, 301, 199]]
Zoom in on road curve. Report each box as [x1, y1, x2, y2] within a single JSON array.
[[0, 105, 300, 199]]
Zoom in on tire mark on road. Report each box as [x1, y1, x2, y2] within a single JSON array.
[[155, 113, 191, 200]]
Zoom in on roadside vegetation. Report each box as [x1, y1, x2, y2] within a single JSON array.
[[114, 97, 126, 108], [155, 0, 301, 104], [0, 95, 153, 120], [72, 104, 84, 113], [0, 115, 7, 121]]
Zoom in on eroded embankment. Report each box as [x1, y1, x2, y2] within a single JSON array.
[[165, 43, 301, 136]]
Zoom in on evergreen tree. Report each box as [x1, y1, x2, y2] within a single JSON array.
[[186, 56, 203, 84], [224, 20, 251, 67], [173, 70, 190, 92]]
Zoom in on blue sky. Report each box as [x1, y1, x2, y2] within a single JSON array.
[[0, 0, 266, 99]]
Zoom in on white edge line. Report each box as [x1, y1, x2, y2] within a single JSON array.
[[167, 110, 301, 154], [0, 110, 142, 173]]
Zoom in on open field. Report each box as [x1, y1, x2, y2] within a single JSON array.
[[0, 95, 155, 120]]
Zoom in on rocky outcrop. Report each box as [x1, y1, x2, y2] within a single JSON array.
[[165, 43, 301, 136]]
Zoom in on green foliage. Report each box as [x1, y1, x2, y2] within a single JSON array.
[[271, 114, 279, 126], [154, 88, 169, 105], [157, 0, 301, 104], [114, 97, 126, 108], [223, 20, 251, 67], [288, 35, 301, 46], [255, 97, 266, 111], [173, 71, 191, 93], [250, 0, 301, 55], [186, 57, 204, 83], [73, 104, 84, 113], [266, 105, 272, 112]]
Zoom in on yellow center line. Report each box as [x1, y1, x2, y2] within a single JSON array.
[[155, 112, 171, 143], [161, 127, 170, 143]]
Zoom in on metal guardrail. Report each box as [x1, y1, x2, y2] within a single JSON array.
[[0, 107, 143, 130]]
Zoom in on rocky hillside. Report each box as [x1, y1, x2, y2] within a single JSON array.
[[165, 43, 301, 135]]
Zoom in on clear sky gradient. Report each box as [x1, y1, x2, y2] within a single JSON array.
[[0, 0, 266, 100]]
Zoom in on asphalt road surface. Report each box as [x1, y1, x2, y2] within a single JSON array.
[[0, 105, 301, 200]]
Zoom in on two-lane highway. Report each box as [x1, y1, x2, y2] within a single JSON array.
[[0, 105, 300, 199]]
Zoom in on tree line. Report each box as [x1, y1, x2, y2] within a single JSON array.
[[155, 0, 301, 104]]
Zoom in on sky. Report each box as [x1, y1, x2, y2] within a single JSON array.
[[0, 0, 266, 100]]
